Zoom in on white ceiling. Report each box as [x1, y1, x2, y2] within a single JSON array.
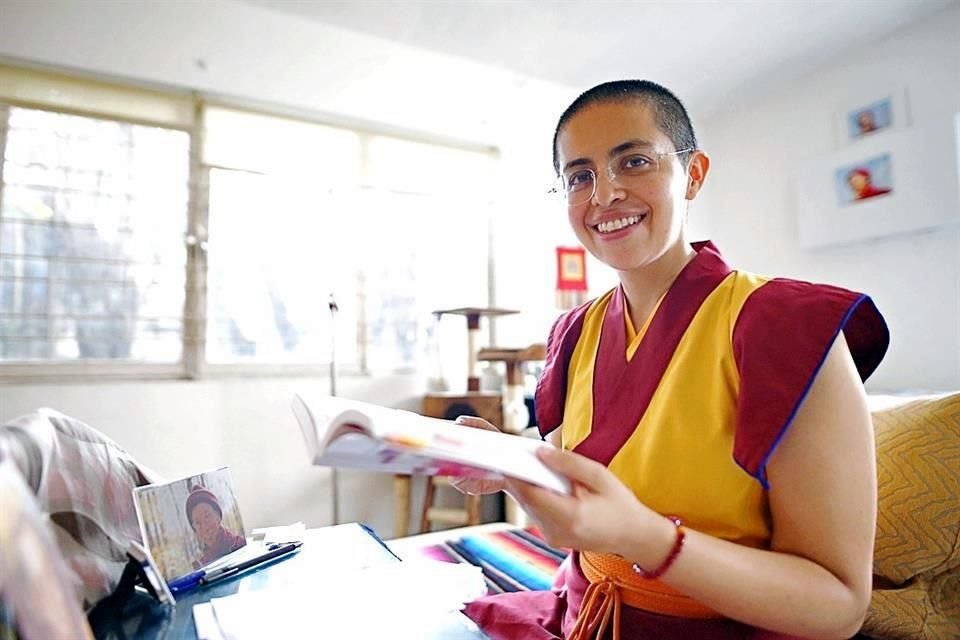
[[241, 0, 954, 115]]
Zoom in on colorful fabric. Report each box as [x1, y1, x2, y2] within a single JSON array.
[[466, 241, 889, 639], [415, 528, 568, 595]]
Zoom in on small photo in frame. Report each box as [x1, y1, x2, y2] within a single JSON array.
[[133, 467, 247, 582], [847, 98, 893, 139], [834, 88, 909, 147], [834, 153, 893, 206]]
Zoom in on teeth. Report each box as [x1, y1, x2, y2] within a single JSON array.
[[597, 215, 642, 233]]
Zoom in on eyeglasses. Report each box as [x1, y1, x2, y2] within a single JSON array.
[[549, 147, 694, 206]]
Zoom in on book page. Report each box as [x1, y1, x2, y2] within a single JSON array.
[[380, 422, 569, 494], [319, 433, 501, 479], [293, 394, 571, 495]]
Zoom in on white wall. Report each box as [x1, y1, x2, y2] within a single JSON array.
[[0, 0, 571, 534], [696, 4, 960, 392], [0, 375, 423, 534]]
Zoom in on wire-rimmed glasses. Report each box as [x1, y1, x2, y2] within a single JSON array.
[[549, 147, 694, 206]]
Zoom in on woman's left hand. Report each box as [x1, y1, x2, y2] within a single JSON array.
[[505, 446, 659, 556]]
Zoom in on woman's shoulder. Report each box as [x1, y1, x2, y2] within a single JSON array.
[[730, 274, 887, 378]]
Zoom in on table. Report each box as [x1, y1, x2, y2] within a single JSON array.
[[89, 524, 489, 640]]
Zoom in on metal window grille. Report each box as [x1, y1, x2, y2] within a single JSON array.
[[0, 104, 192, 372], [0, 72, 497, 381]]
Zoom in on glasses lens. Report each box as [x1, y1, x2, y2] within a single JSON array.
[[611, 152, 659, 179], [563, 168, 595, 206]]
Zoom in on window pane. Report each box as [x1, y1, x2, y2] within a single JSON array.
[[0, 106, 190, 363], [366, 136, 494, 195], [205, 168, 358, 365], [203, 106, 360, 181], [353, 188, 489, 372], [202, 107, 495, 372]]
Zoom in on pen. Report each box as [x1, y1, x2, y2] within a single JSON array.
[[201, 541, 303, 585], [167, 569, 206, 594]]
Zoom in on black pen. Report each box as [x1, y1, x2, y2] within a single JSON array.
[[200, 541, 303, 585]]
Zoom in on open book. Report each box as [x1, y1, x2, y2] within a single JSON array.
[[291, 394, 570, 495]]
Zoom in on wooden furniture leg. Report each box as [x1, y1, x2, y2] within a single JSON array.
[[419, 475, 437, 533], [394, 474, 411, 538], [419, 477, 484, 533], [466, 493, 481, 526]]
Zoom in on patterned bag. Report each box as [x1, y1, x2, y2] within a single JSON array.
[[0, 408, 162, 637]]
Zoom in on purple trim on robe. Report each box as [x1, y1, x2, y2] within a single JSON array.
[[573, 243, 732, 466], [731, 280, 889, 487]]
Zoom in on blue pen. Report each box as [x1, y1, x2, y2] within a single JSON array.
[[167, 569, 205, 594]]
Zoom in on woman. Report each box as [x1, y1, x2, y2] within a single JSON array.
[[455, 80, 888, 640], [185, 485, 245, 568]]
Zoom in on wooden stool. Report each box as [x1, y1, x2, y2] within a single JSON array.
[[419, 477, 481, 533], [393, 475, 482, 536]]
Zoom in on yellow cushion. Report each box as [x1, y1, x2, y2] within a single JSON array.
[[862, 394, 960, 639]]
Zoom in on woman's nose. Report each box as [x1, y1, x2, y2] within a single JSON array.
[[591, 172, 625, 206]]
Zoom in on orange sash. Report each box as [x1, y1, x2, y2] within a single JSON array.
[[568, 551, 721, 640]]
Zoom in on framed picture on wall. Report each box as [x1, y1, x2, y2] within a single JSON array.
[[834, 153, 894, 206], [834, 88, 910, 147], [795, 114, 959, 250]]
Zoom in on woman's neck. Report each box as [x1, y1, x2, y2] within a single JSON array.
[[618, 242, 697, 328]]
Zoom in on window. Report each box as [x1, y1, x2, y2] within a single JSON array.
[[0, 105, 191, 367], [0, 67, 497, 379], [204, 107, 494, 374]]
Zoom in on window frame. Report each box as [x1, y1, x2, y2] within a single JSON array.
[[0, 69, 499, 383], [0, 95, 201, 382]]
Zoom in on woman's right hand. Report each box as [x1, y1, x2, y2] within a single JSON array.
[[448, 416, 506, 496]]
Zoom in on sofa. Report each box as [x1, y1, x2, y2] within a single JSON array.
[[860, 393, 960, 638]]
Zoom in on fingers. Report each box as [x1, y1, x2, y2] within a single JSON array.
[[453, 415, 500, 432], [535, 446, 610, 492], [450, 476, 504, 496], [448, 477, 474, 494]]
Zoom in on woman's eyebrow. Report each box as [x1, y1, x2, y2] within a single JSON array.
[[609, 139, 657, 157], [562, 157, 592, 172], [562, 139, 659, 172]]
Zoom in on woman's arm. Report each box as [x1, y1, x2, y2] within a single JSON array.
[[507, 334, 876, 639]]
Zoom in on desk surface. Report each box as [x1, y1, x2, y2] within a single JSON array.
[[90, 524, 489, 640]]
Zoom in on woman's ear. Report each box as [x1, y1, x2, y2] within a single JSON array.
[[685, 151, 711, 200]]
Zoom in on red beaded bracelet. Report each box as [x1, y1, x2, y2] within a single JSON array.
[[631, 516, 685, 579]]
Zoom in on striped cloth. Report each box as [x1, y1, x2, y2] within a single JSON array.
[[415, 528, 569, 594]]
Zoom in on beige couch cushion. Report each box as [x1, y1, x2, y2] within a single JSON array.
[[862, 393, 960, 639]]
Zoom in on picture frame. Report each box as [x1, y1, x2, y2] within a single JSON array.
[[794, 113, 960, 250], [833, 153, 894, 206], [133, 466, 247, 582], [833, 87, 910, 147]]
